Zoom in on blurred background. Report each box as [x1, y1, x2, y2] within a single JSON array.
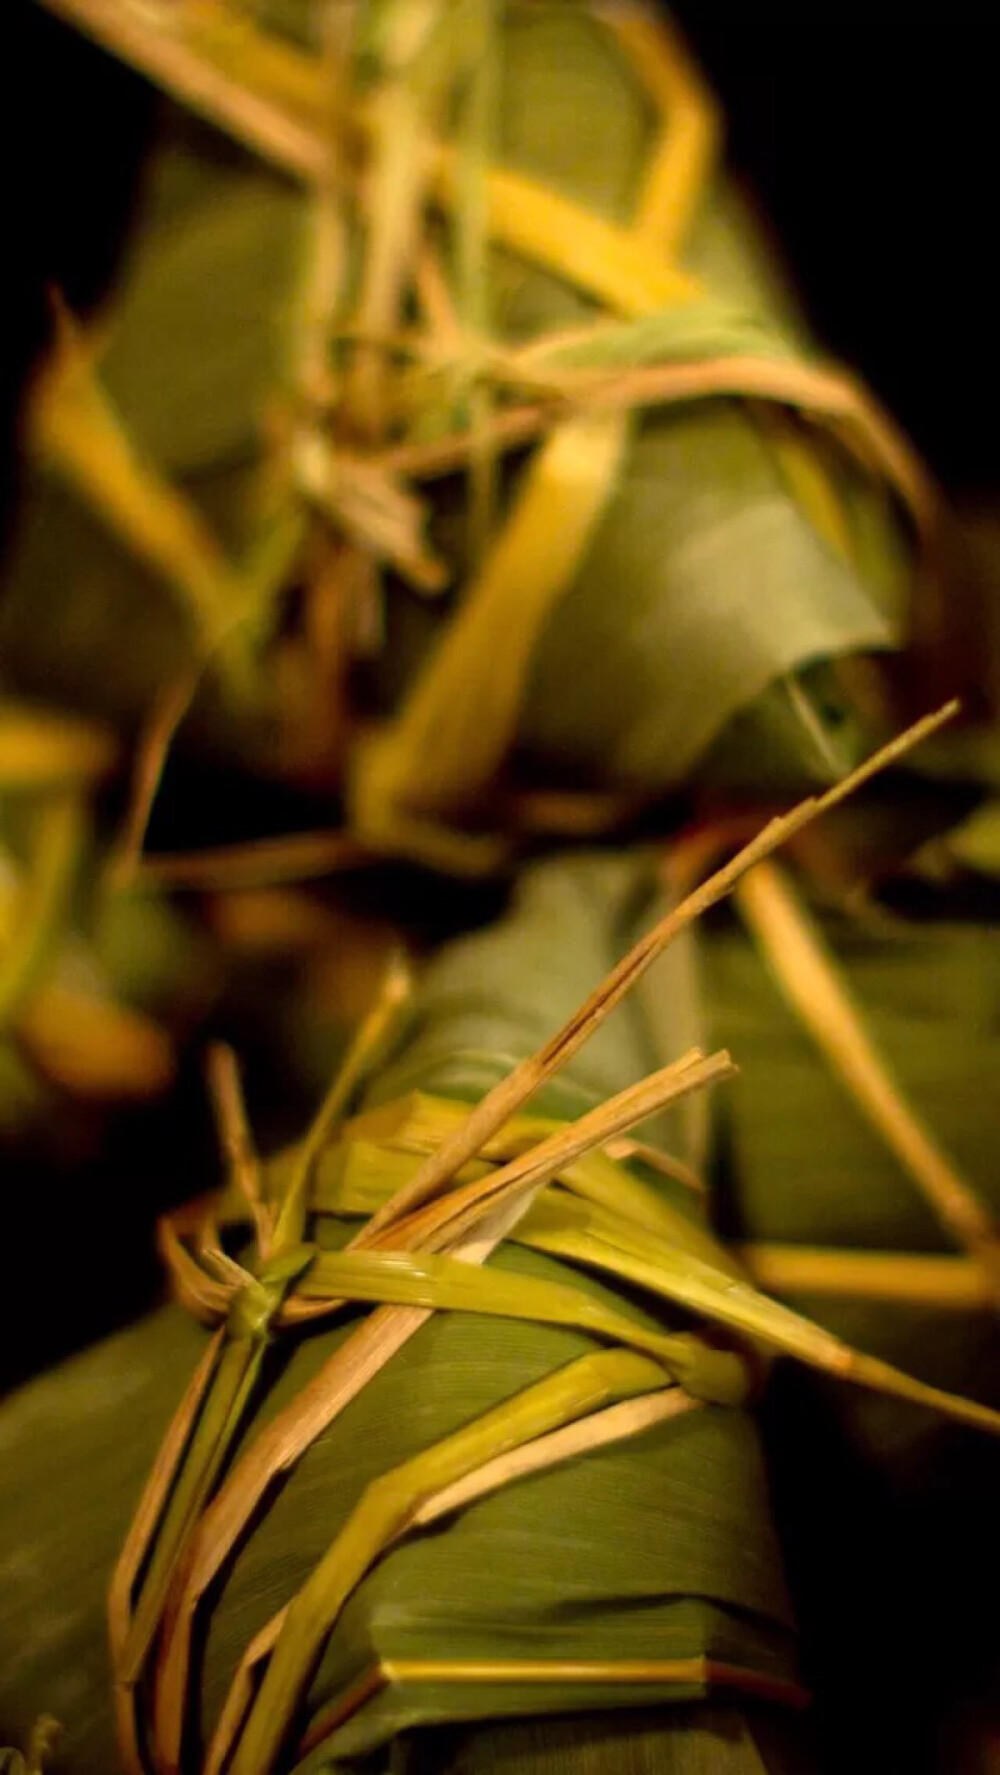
[[3, 0, 998, 1446], [2, 10, 1000, 1773]]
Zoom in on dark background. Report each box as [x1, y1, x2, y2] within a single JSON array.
[[2, 5, 997, 1367], [672, 4, 999, 493], [2, 12, 999, 1771]]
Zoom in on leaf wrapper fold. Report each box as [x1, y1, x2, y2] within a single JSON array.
[[0, 856, 801, 1772]]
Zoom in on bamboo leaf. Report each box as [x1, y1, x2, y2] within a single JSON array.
[[735, 860, 1000, 1294], [230, 1348, 674, 1770], [354, 410, 631, 832], [738, 1244, 989, 1310], [96, 170, 308, 477], [360, 709, 955, 1243], [704, 905, 1000, 1253], [296, 1244, 751, 1397], [116, 956, 411, 1693], [30, 313, 248, 650], [7, 847, 986, 1771], [359, 2, 918, 810], [17, 0, 922, 826]]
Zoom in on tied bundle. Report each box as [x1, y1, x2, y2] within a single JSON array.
[[3, 0, 938, 885], [5, 719, 1000, 1772], [4, 7, 1000, 1775]]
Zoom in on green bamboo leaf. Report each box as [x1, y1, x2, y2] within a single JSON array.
[[1, 119, 309, 748], [119, 962, 410, 1688], [10, 0, 910, 821], [398, 1703, 813, 1775], [98, 156, 308, 476], [232, 1348, 673, 1772], [513, 301, 794, 378], [307, 1117, 729, 1275], [296, 1245, 750, 1402], [367, 2, 906, 810], [704, 910, 1000, 1252], [0, 856, 797, 1771], [701, 902, 1000, 1773]]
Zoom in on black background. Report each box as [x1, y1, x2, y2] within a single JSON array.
[[2, 16, 999, 1769]]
